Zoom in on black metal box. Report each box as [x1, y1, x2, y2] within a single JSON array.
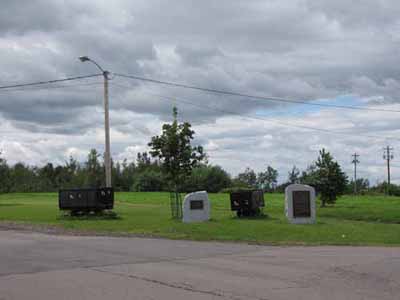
[[59, 188, 114, 211], [230, 190, 265, 217]]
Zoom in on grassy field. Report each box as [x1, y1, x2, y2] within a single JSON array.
[[0, 192, 399, 246]]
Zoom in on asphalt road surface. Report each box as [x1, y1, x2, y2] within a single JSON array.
[[0, 230, 399, 300]]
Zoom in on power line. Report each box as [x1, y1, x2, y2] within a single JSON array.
[[114, 73, 400, 113], [3, 72, 399, 113], [0, 81, 103, 93], [1, 73, 398, 141], [0, 74, 103, 90], [111, 82, 400, 142], [351, 153, 360, 194], [383, 146, 394, 194]]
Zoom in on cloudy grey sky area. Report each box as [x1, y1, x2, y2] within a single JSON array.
[[1, 0, 400, 184]]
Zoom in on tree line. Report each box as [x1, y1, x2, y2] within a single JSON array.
[[0, 149, 232, 193], [0, 108, 395, 202], [0, 149, 335, 191], [0, 148, 394, 198]]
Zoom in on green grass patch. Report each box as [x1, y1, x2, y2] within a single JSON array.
[[0, 192, 399, 245]]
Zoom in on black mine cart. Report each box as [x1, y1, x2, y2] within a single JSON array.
[[59, 188, 114, 214], [230, 190, 265, 217]]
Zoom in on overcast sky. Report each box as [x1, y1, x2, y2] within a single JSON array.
[[1, 0, 400, 184]]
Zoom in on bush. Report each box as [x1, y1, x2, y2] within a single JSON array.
[[132, 170, 165, 192], [182, 165, 231, 193], [220, 186, 253, 193]]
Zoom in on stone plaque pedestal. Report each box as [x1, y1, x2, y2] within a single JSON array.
[[182, 191, 210, 223], [285, 184, 316, 224]]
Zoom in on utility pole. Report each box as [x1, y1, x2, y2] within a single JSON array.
[[351, 153, 360, 194], [383, 146, 394, 195], [79, 56, 112, 188], [103, 70, 111, 188]]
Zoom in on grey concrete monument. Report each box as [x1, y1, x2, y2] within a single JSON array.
[[182, 191, 210, 223], [285, 184, 316, 224]]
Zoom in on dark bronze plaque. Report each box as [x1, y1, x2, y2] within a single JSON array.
[[293, 191, 311, 218], [190, 200, 204, 210]]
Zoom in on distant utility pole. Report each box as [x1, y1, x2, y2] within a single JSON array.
[[79, 56, 112, 188], [351, 153, 360, 194], [383, 146, 394, 195]]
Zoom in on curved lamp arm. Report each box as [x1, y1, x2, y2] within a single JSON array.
[[79, 56, 106, 74]]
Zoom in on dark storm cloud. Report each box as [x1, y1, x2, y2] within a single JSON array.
[[1, 0, 400, 183], [0, 0, 69, 34], [0, 84, 103, 125], [1, 0, 399, 132]]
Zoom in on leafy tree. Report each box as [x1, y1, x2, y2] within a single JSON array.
[[288, 165, 300, 184], [61, 156, 84, 188], [132, 170, 165, 191], [84, 149, 104, 188], [9, 163, 38, 192], [182, 164, 231, 193], [299, 164, 319, 186], [136, 152, 152, 170], [315, 149, 348, 207], [346, 178, 370, 194], [112, 161, 123, 191], [274, 182, 291, 193], [120, 160, 136, 191], [368, 181, 400, 196], [0, 151, 10, 193], [236, 167, 257, 188], [38, 163, 56, 190], [148, 107, 206, 191], [205, 165, 231, 192], [274, 166, 300, 193], [257, 166, 278, 191]]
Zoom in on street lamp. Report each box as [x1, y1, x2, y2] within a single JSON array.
[[79, 56, 112, 188]]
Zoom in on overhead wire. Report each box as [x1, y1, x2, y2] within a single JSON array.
[[0, 81, 104, 93], [111, 81, 400, 142], [0, 73, 398, 142], [114, 73, 400, 113], [1, 72, 399, 113], [0, 74, 103, 90]]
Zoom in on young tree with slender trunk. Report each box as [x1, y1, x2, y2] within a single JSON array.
[[148, 107, 206, 192]]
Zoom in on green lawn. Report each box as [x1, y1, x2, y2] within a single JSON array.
[[0, 192, 399, 246]]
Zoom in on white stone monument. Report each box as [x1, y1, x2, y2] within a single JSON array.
[[182, 191, 210, 223], [285, 184, 316, 224]]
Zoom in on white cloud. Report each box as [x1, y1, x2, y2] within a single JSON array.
[[1, 1, 400, 185]]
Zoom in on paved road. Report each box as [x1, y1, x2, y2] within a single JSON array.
[[0, 230, 399, 300]]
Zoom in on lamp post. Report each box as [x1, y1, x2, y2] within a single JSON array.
[[79, 56, 112, 188]]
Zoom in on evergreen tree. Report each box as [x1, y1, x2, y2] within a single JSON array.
[[299, 164, 319, 186], [315, 149, 348, 206]]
